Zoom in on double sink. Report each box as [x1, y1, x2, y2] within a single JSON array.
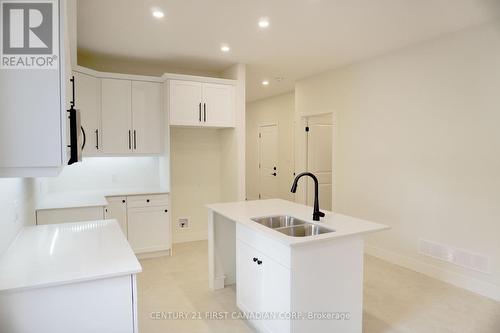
[[251, 215, 335, 237]]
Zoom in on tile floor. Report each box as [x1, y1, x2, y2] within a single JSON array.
[[137, 241, 500, 333]]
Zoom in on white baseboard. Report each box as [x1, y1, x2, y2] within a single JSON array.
[[365, 245, 500, 302]]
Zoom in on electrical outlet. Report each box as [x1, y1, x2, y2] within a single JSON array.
[[178, 218, 189, 229]]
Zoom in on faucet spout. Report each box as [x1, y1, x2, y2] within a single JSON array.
[[290, 172, 325, 221]]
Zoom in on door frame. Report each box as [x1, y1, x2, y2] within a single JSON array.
[[257, 122, 279, 199], [294, 112, 335, 209]]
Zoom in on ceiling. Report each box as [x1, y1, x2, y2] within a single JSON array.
[[77, 0, 500, 102]]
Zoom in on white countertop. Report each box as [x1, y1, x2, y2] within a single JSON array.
[[36, 188, 169, 210], [0, 220, 142, 293], [207, 199, 389, 246]]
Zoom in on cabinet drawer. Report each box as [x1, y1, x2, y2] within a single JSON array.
[[126, 194, 169, 208], [237, 224, 291, 268]]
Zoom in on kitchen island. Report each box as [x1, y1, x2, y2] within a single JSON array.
[[207, 199, 389, 333]]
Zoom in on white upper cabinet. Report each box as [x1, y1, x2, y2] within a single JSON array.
[[169, 80, 203, 126], [202, 83, 235, 127], [132, 81, 162, 154], [0, 0, 67, 177], [101, 79, 133, 154], [74, 72, 101, 155], [169, 79, 235, 128]]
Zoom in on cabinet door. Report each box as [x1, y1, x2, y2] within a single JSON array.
[[236, 240, 263, 316], [202, 83, 235, 127], [105, 196, 128, 237], [101, 79, 132, 154], [132, 81, 162, 154], [127, 206, 170, 253], [261, 254, 291, 333], [169, 80, 202, 126], [74, 72, 101, 155]]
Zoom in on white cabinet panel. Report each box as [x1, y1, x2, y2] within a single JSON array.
[[236, 238, 291, 333], [203, 83, 235, 127], [131, 81, 162, 154], [101, 79, 132, 154], [127, 194, 169, 208], [127, 206, 170, 254], [36, 207, 104, 225], [105, 197, 128, 237], [169, 80, 203, 126], [74, 72, 101, 155]]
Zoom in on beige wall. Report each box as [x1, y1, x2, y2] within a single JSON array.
[[170, 128, 222, 243], [246, 93, 295, 201], [295, 22, 500, 300]]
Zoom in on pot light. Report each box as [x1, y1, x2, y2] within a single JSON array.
[[258, 18, 270, 28], [152, 10, 164, 18], [220, 44, 230, 52], [262, 80, 269, 86]]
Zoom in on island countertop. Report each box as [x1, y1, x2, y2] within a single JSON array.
[[207, 199, 389, 247]]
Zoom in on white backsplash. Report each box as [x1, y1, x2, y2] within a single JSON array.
[[0, 178, 37, 255], [41, 157, 162, 194]]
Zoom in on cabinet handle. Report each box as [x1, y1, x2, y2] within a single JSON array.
[[164, 209, 168, 213], [203, 103, 206, 122], [253, 257, 258, 262], [128, 130, 131, 150], [133, 130, 137, 150], [95, 129, 99, 149], [122, 199, 126, 203], [257, 260, 263, 265], [146, 199, 150, 203], [199, 103, 202, 122]]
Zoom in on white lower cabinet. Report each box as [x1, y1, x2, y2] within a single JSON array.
[[36, 206, 105, 225], [127, 206, 170, 254], [105, 196, 128, 237], [237, 239, 291, 333]]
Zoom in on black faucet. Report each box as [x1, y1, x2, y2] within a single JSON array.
[[290, 172, 325, 221]]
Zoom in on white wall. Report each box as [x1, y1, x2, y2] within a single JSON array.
[[295, 22, 500, 300], [170, 128, 222, 243], [41, 157, 163, 193], [0, 179, 37, 255], [246, 93, 295, 201]]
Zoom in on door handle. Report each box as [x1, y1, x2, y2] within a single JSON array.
[[133, 130, 137, 150], [271, 172, 277, 176], [95, 129, 99, 149], [203, 103, 206, 122], [128, 130, 131, 150], [199, 103, 202, 122]]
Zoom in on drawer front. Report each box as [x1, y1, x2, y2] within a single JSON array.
[[236, 224, 291, 268], [126, 194, 169, 208]]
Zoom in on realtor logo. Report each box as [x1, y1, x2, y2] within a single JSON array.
[[1, 0, 58, 69]]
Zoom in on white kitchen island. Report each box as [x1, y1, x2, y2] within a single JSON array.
[[0, 220, 141, 333], [207, 199, 389, 333]]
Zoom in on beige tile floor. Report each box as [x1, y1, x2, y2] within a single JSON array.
[[137, 241, 500, 333]]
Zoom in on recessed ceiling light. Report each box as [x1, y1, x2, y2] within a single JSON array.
[[152, 10, 164, 18], [220, 44, 230, 52], [262, 80, 269, 86], [258, 18, 270, 28]]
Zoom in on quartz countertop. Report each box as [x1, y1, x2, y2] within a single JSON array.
[[36, 188, 170, 210], [0, 220, 141, 293], [207, 199, 389, 247]]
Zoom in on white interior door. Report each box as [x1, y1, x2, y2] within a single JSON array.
[[306, 114, 333, 210], [131, 81, 162, 154], [258, 124, 279, 199], [101, 79, 132, 154]]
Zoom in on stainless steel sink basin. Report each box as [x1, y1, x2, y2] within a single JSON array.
[[251, 215, 335, 237], [251, 215, 307, 229], [276, 224, 334, 237]]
